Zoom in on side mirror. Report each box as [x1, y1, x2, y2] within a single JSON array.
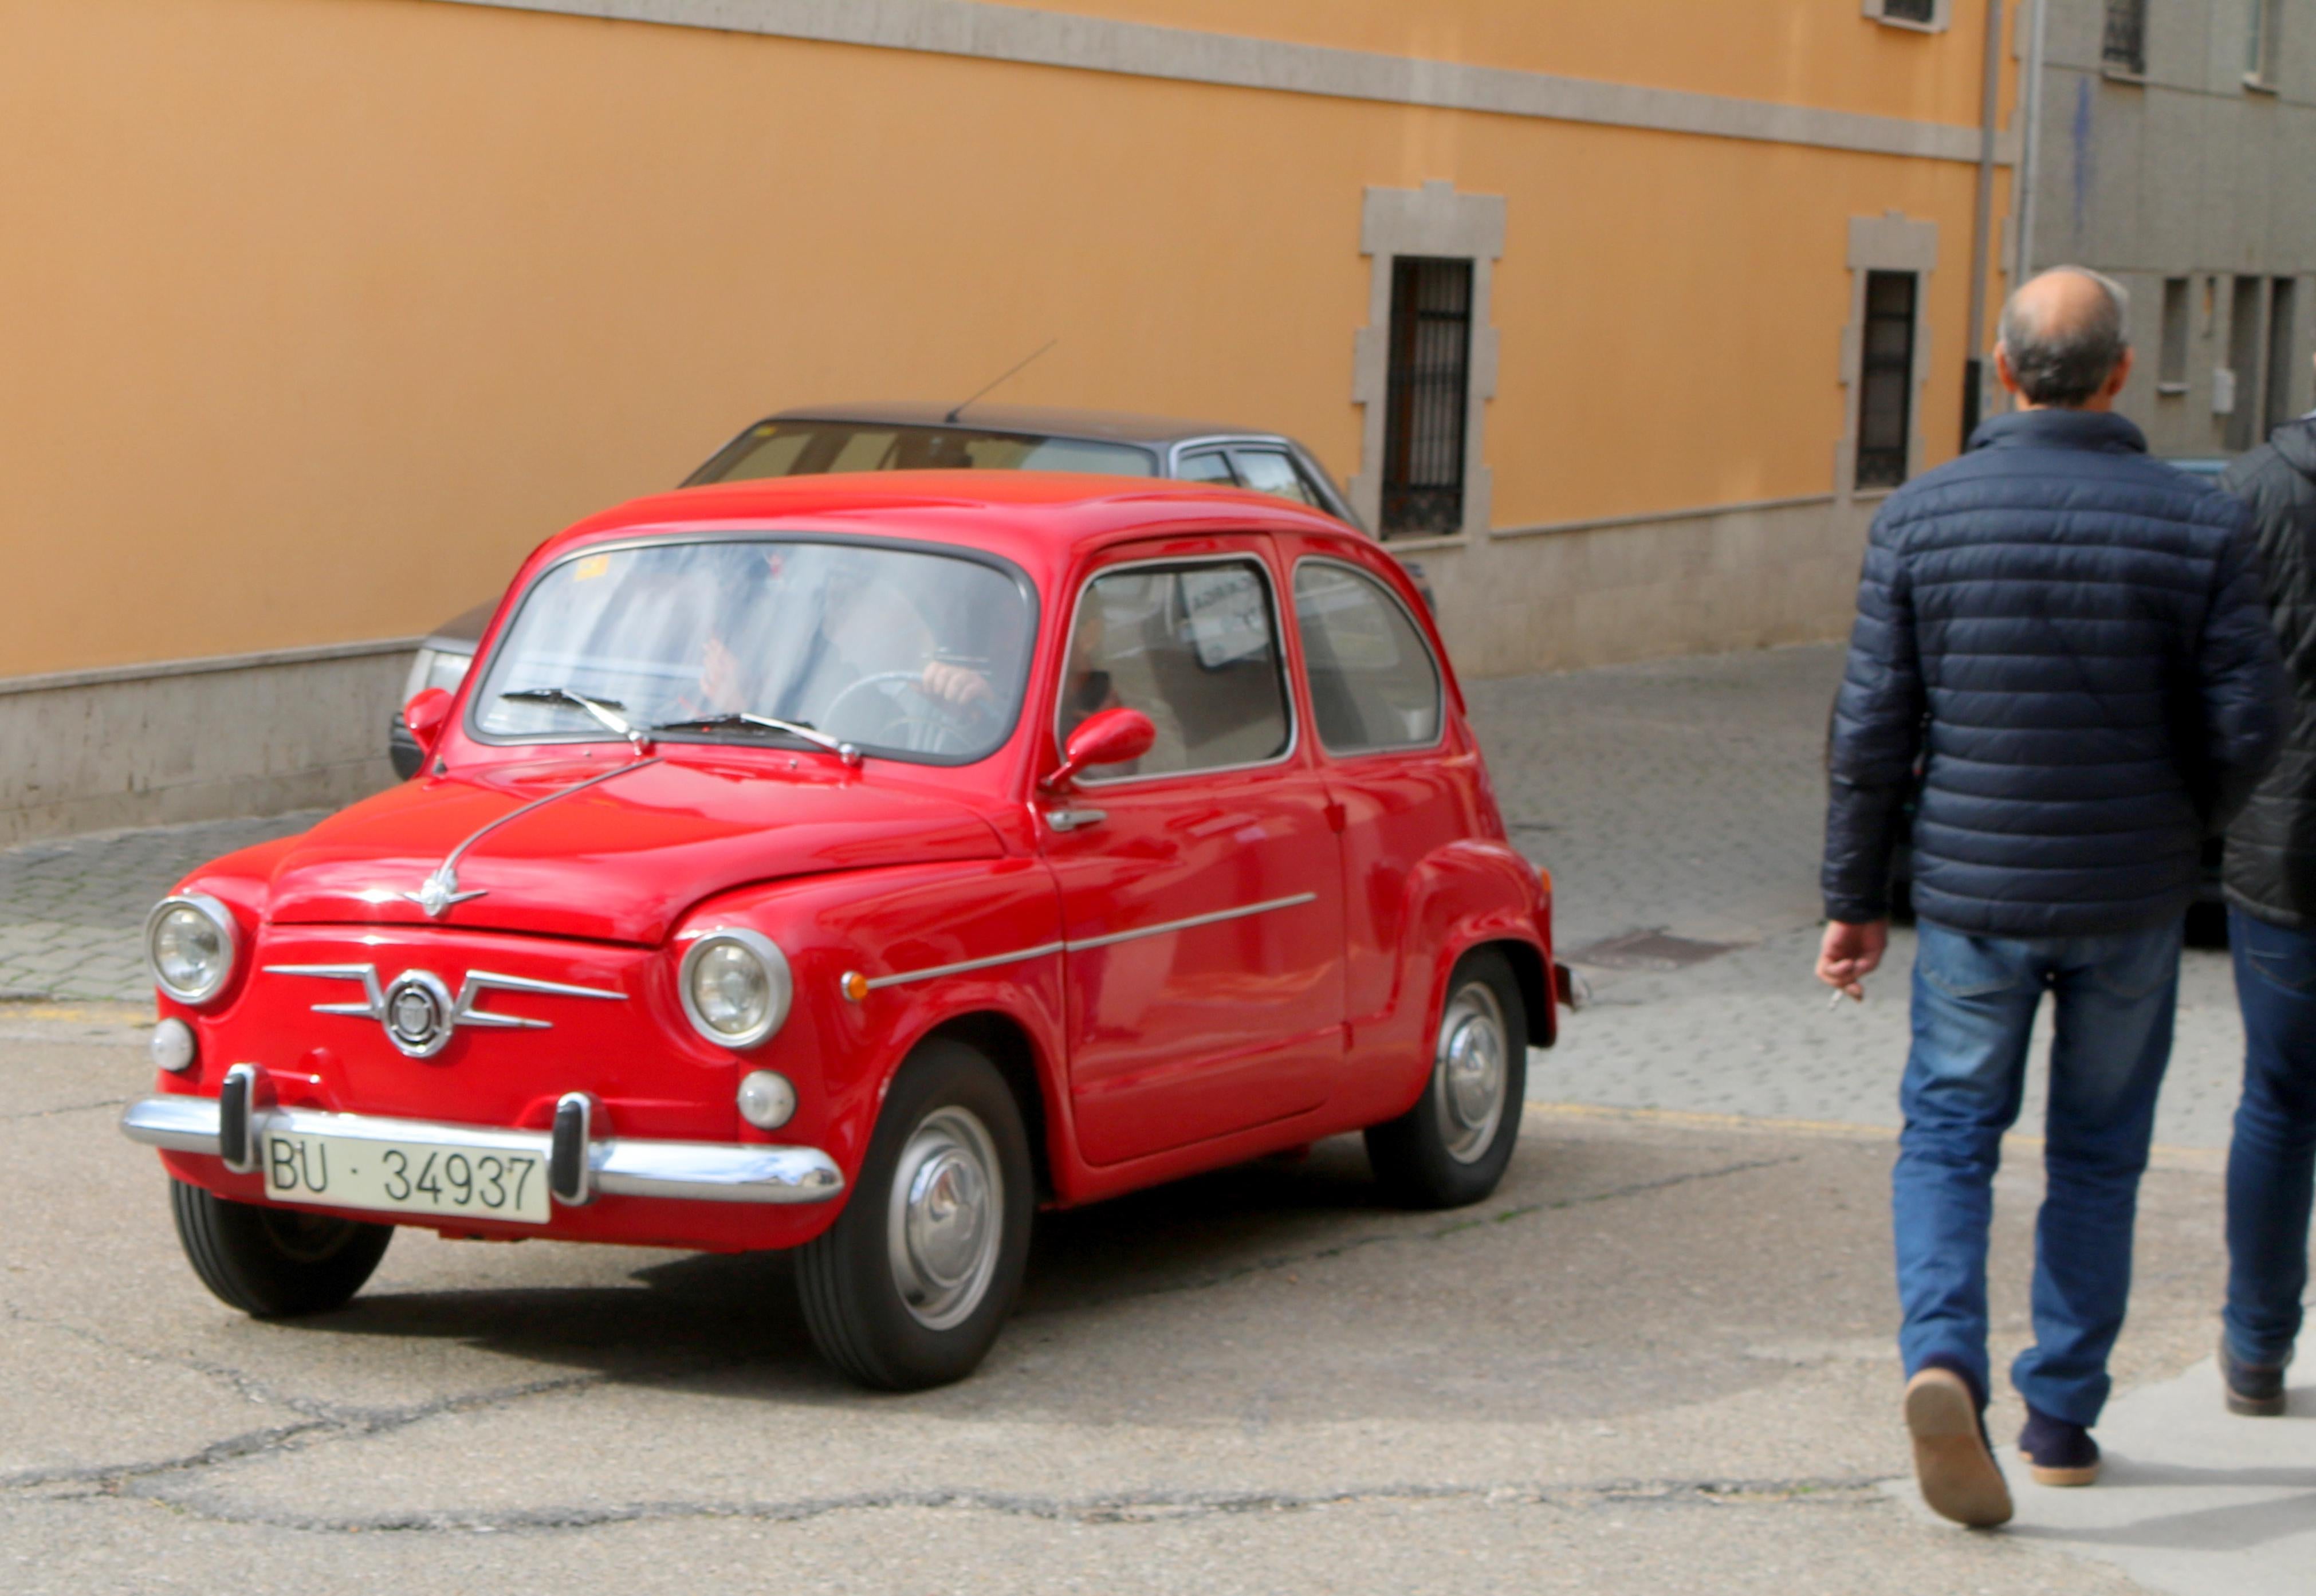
[[403, 687, 454, 761], [1044, 706, 1155, 791]]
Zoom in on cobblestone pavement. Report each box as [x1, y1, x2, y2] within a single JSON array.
[[0, 646, 2250, 1152], [0, 812, 325, 1002], [1462, 646, 2246, 1154]]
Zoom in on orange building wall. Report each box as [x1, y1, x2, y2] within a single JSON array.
[[0, 0, 2009, 677]]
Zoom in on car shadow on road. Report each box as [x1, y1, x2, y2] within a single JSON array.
[[259, 1127, 1661, 1412]]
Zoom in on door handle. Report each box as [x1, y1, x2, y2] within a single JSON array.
[[1044, 807, 1107, 833]]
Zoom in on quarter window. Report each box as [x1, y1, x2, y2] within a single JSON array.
[[1230, 449, 1323, 508], [1293, 563, 1442, 753], [1176, 450, 1237, 485], [1060, 560, 1291, 780]]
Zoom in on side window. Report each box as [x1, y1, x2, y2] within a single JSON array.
[[1293, 562, 1442, 753], [1060, 560, 1292, 780], [1176, 450, 1237, 485], [1229, 449, 1322, 508]]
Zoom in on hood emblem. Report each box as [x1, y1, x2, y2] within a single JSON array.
[[398, 756, 663, 919], [265, 964, 626, 1059]]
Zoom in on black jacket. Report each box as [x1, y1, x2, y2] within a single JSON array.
[[2223, 418, 2316, 927], [1823, 410, 2286, 938]]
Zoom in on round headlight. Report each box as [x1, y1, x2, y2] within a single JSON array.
[[145, 894, 238, 1005], [678, 929, 792, 1049]]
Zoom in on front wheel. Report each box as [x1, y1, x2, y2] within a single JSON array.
[[1365, 949, 1527, 1209], [795, 1040, 1034, 1390], [170, 1180, 393, 1317]]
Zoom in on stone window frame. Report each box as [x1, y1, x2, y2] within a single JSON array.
[[1838, 213, 1940, 498], [1350, 182, 1504, 542], [1862, 0, 1952, 34]]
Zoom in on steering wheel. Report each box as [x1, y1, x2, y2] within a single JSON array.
[[819, 671, 993, 757]]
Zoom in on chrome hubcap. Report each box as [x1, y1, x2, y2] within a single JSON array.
[[886, 1106, 1004, 1331], [1434, 981, 1509, 1165]]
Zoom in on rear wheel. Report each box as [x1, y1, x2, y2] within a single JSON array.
[[795, 1040, 1033, 1390], [1365, 949, 1527, 1209], [170, 1180, 393, 1317]]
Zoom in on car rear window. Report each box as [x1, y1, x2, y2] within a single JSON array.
[[689, 422, 1157, 483]]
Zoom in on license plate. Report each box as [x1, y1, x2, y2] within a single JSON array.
[[263, 1130, 551, 1224]]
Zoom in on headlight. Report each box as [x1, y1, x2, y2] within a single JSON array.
[[678, 929, 792, 1049], [144, 894, 238, 1005]]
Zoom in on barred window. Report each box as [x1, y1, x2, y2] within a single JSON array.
[[2103, 0, 2147, 75], [1381, 257, 1473, 538], [1857, 272, 1918, 490]]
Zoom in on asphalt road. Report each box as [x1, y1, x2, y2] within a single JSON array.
[[2, 643, 2308, 1593]]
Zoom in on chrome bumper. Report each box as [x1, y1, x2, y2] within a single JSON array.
[[119, 1090, 844, 1207]]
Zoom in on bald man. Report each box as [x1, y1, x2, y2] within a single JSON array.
[[1816, 267, 2286, 1526]]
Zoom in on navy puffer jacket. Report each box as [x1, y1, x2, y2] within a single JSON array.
[[1823, 410, 2286, 938]]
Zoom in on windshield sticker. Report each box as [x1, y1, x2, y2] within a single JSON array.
[[572, 554, 612, 582]]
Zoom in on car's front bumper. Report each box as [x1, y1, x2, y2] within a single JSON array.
[[120, 1078, 844, 1209]]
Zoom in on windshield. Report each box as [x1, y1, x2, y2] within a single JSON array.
[[687, 420, 1157, 485], [472, 540, 1036, 764]]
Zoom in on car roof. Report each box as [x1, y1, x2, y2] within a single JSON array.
[[765, 402, 1283, 447], [553, 470, 1359, 563]]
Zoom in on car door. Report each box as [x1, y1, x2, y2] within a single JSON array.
[[1277, 538, 1475, 1070], [1040, 537, 1347, 1166]]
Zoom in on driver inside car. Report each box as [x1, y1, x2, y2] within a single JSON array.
[[691, 549, 1010, 748]]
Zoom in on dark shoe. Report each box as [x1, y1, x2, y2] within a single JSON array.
[[2018, 1405, 2101, 1487], [1903, 1363, 2014, 1527], [2219, 1336, 2289, 1417]]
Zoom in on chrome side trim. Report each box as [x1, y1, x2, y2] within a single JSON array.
[[1065, 892, 1319, 952], [117, 1096, 844, 1206], [861, 942, 1065, 992], [851, 892, 1320, 994], [404, 757, 663, 918]]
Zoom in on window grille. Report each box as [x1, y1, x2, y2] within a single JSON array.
[[1856, 272, 1918, 490], [1381, 257, 1473, 537], [2103, 0, 2148, 74], [1880, 0, 1936, 23]]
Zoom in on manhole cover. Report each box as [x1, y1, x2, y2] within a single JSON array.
[[1564, 929, 1739, 973]]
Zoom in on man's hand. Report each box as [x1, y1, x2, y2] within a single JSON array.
[[919, 659, 994, 709], [1816, 919, 1889, 1003]]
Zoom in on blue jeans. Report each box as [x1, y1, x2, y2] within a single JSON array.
[[2225, 906, 2316, 1367], [1894, 918, 2181, 1426]]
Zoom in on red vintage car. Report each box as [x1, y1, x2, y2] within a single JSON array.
[[121, 473, 1556, 1389]]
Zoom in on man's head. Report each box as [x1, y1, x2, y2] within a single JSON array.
[[1995, 267, 2134, 411]]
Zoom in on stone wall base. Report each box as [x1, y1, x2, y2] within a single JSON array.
[[0, 495, 1874, 844], [0, 647, 414, 848], [1417, 494, 1874, 679]]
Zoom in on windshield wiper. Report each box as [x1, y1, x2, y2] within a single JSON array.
[[652, 712, 862, 768], [501, 687, 652, 753]]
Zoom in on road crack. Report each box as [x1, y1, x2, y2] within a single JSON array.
[[96, 1471, 1891, 1536]]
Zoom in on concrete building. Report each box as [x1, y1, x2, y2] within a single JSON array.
[[2018, 0, 2316, 454], [1, 0, 2022, 840]]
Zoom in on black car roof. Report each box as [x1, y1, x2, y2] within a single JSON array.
[[765, 402, 1275, 446]]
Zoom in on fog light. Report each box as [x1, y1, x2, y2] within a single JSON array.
[[737, 1070, 796, 1130], [150, 1018, 196, 1074]]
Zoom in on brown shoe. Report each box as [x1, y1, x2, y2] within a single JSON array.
[[1904, 1367, 2014, 1527]]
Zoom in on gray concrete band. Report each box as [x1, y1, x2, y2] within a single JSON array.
[[416, 0, 2018, 165]]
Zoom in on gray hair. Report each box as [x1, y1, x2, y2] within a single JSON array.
[[1997, 267, 2131, 407]]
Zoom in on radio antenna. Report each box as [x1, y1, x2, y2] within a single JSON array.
[[946, 339, 1058, 423]]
